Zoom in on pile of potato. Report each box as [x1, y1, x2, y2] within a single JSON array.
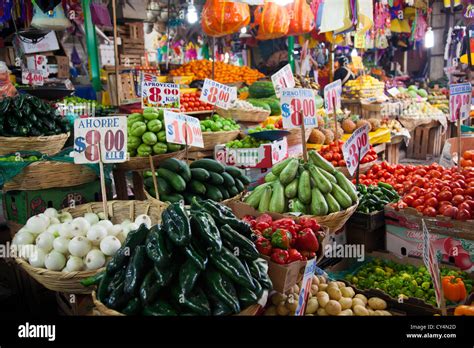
[[264, 275, 392, 316]]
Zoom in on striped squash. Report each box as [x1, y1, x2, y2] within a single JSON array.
[[254, 1, 290, 40], [201, 0, 250, 37], [286, 0, 315, 36]]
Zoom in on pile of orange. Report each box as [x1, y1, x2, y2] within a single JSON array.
[[170, 60, 264, 85], [460, 150, 474, 168]]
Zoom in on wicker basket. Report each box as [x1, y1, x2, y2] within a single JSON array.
[[286, 128, 312, 147], [91, 291, 261, 316], [116, 149, 186, 171], [216, 108, 270, 123], [15, 200, 167, 294], [3, 161, 97, 191], [190, 130, 240, 151], [0, 133, 69, 156]]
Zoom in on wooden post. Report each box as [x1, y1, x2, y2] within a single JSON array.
[[184, 119, 189, 164], [148, 155, 159, 200], [111, 0, 120, 106], [457, 115, 462, 171], [300, 111, 308, 162]]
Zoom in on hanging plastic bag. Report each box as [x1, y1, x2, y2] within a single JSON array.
[[357, 0, 373, 32], [202, 0, 250, 37], [319, 0, 347, 33], [91, 0, 112, 27], [334, 0, 354, 35], [31, 0, 72, 30], [286, 0, 315, 36], [254, 1, 290, 40]]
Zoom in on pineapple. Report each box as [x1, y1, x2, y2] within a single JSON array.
[[368, 118, 381, 131], [341, 117, 356, 134], [356, 119, 372, 132], [309, 129, 325, 144], [322, 129, 334, 145]]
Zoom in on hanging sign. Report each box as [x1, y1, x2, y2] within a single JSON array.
[[21, 69, 44, 86], [164, 110, 204, 148], [280, 88, 318, 130], [324, 80, 342, 114], [295, 258, 317, 316], [142, 81, 180, 109], [73, 116, 128, 164], [272, 64, 295, 98], [200, 78, 237, 110], [342, 124, 370, 176], [421, 220, 443, 308], [354, 31, 366, 49], [449, 82, 472, 122]]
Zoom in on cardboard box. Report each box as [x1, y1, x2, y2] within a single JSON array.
[[14, 31, 59, 55], [346, 211, 385, 252]]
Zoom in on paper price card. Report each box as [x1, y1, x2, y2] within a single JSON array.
[[164, 110, 204, 148], [199, 78, 237, 110], [22, 69, 44, 86], [295, 258, 317, 316], [422, 220, 442, 308], [324, 80, 342, 114], [280, 88, 318, 130], [142, 81, 180, 109], [74, 116, 128, 164], [271, 64, 295, 98], [342, 124, 370, 176], [449, 83, 472, 121]]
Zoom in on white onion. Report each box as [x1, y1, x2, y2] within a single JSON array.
[[121, 219, 132, 227], [43, 208, 58, 219], [53, 237, 70, 254], [96, 220, 114, 234], [71, 217, 90, 237], [35, 232, 54, 253], [134, 214, 152, 228], [44, 250, 66, 271], [46, 224, 61, 237], [49, 217, 60, 225], [86, 225, 107, 245], [127, 223, 139, 232], [108, 225, 123, 237], [65, 256, 84, 272], [100, 236, 121, 256], [84, 249, 105, 270], [12, 231, 34, 245], [59, 221, 74, 238], [26, 215, 49, 234], [28, 247, 46, 268], [84, 213, 99, 226], [116, 232, 126, 244], [68, 236, 91, 257], [57, 212, 73, 223], [14, 244, 36, 259], [97, 212, 106, 220]]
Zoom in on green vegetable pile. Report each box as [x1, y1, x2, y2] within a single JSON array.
[[0, 155, 40, 162], [84, 199, 272, 316], [60, 96, 117, 116], [144, 158, 250, 204], [344, 258, 473, 306], [247, 124, 277, 134], [127, 108, 183, 157], [0, 95, 70, 136], [200, 114, 240, 132], [226, 135, 271, 149], [356, 183, 400, 213], [244, 150, 358, 215]]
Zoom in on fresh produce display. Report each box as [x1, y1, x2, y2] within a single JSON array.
[[381, 118, 403, 133], [12, 208, 146, 271], [454, 303, 474, 316], [127, 108, 184, 157], [356, 183, 400, 214], [242, 214, 324, 263], [343, 258, 472, 307], [169, 60, 264, 85], [200, 114, 240, 132], [225, 99, 275, 115], [343, 75, 385, 98], [0, 154, 41, 162], [244, 150, 358, 215], [460, 150, 474, 169], [247, 124, 278, 134], [179, 91, 213, 113], [399, 100, 445, 118], [83, 200, 272, 315], [0, 95, 70, 136], [393, 85, 429, 99], [318, 140, 378, 168], [144, 158, 250, 204], [427, 89, 449, 114], [264, 275, 393, 316], [226, 134, 271, 148], [59, 96, 117, 116]]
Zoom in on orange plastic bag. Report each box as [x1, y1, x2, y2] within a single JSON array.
[[201, 0, 250, 37], [286, 0, 315, 36], [254, 1, 290, 40]]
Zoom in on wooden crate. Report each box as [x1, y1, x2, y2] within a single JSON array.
[[341, 98, 362, 116], [120, 54, 142, 67], [107, 71, 140, 106], [407, 121, 444, 160], [347, 210, 385, 231], [123, 22, 144, 40]]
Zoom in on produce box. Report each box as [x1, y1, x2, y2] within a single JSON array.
[[439, 136, 474, 168], [241, 167, 270, 190], [346, 211, 385, 253], [3, 180, 110, 226], [348, 210, 385, 231], [384, 205, 474, 272], [214, 137, 288, 169]]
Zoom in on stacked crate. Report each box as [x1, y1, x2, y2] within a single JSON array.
[[119, 22, 145, 66]]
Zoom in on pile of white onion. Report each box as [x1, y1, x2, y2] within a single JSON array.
[[12, 208, 152, 272]]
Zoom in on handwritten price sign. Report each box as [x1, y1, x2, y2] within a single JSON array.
[[22, 69, 44, 86], [324, 80, 342, 114], [342, 124, 370, 176], [73, 116, 128, 164], [164, 110, 204, 148], [200, 78, 237, 110], [280, 88, 318, 130], [271, 64, 295, 98], [142, 81, 180, 109], [449, 83, 472, 122]]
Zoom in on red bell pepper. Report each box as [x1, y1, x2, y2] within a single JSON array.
[[255, 221, 270, 232], [272, 218, 297, 234], [298, 217, 321, 231], [242, 215, 256, 224], [270, 229, 292, 249], [301, 250, 316, 260], [256, 213, 273, 225], [295, 228, 319, 252], [287, 248, 303, 263], [271, 248, 289, 264], [255, 237, 272, 256]]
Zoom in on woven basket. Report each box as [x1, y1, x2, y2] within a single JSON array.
[[286, 128, 312, 147], [216, 108, 270, 123], [190, 130, 240, 151], [116, 149, 186, 171], [15, 200, 167, 294], [0, 133, 69, 156], [91, 291, 261, 316], [336, 160, 376, 178], [3, 161, 97, 191]]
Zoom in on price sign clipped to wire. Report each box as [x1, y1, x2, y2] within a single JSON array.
[[342, 124, 370, 176], [142, 81, 180, 109], [164, 110, 204, 148], [280, 88, 318, 130], [199, 78, 237, 110], [449, 82, 472, 122], [324, 80, 342, 115], [271, 64, 295, 98]]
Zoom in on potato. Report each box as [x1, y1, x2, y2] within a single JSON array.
[[353, 304, 369, 316], [327, 281, 339, 289], [317, 291, 330, 308], [264, 306, 277, 316], [292, 284, 300, 294], [277, 302, 290, 316], [317, 308, 328, 316], [312, 275, 320, 285], [306, 314, 314, 316], [354, 294, 368, 305], [376, 310, 392, 316], [367, 308, 375, 316], [339, 297, 353, 310], [327, 287, 342, 301], [340, 287, 355, 298], [318, 275, 326, 284], [310, 284, 319, 296], [318, 283, 328, 291], [368, 297, 387, 310], [286, 295, 298, 312], [372, 310, 383, 316], [338, 309, 354, 316], [305, 297, 319, 314], [325, 300, 342, 316], [352, 298, 366, 309], [271, 293, 287, 306], [336, 281, 346, 289]]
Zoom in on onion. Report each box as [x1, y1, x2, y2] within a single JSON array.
[[35, 232, 55, 253], [121, 219, 132, 227], [100, 236, 121, 256], [127, 223, 139, 232], [96, 220, 114, 234], [43, 208, 58, 219], [84, 249, 106, 270], [12, 231, 34, 245], [44, 250, 66, 271], [53, 236, 70, 254], [68, 236, 91, 257], [49, 217, 60, 225], [59, 221, 74, 238], [58, 212, 73, 223], [108, 225, 123, 237], [28, 247, 46, 268], [71, 217, 90, 237], [15, 244, 36, 259], [26, 215, 49, 234], [46, 224, 61, 238], [86, 225, 107, 245], [134, 214, 152, 228], [65, 256, 84, 272], [97, 212, 106, 220], [84, 213, 99, 226], [116, 232, 126, 244]]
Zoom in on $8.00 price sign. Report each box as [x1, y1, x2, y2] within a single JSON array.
[[449, 83, 472, 122], [199, 78, 237, 110], [280, 88, 318, 130], [324, 80, 342, 114], [142, 81, 180, 109], [73, 116, 128, 164], [164, 110, 204, 148], [342, 124, 370, 176], [271, 64, 295, 98]]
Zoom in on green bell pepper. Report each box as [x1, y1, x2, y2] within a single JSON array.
[[153, 142, 167, 155], [130, 121, 147, 137], [147, 119, 162, 133], [142, 132, 158, 145]]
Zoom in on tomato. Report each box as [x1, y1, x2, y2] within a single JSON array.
[[403, 195, 415, 205], [438, 204, 451, 215], [443, 206, 458, 218], [450, 182, 461, 189], [338, 160, 346, 167], [429, 170, 442, 178], [466, 200, 474, 210], [323, 153, 333, 161], [437, 191, 453, 202], [415, 169, 427, 176], [424, 192, 437, 200], [463, 150, 474, 160], [458, 202, 471, 212], [456, 209, 471, 221], [188, 102, 195, 107], [423, 206, 437, 217], [452, 187, 465, 196], [332, 161, 339, 167], [425, 197, 438, 208], [452, 195, 465, 205], [412, 199, 424, 208], [383, 172, 392, 179], [416, 205, 425, 213]]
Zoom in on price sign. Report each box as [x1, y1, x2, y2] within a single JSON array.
[[422, 220, 443, 309], [164, 110, 204, 148], [280, 88, 318, 130], [73, 116, 128, 164], [21, 69, 44, 86], [342, 124, 370, 176], [200, 78, 237, 110], [142, 81, 180, 109], [387, 87, 400, 97], [272, 64, 295, 98], [324, 80, 342, 114], [295, 258, 317, 316], [449, 83, 472, 121]]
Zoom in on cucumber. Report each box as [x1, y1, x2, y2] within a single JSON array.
[[190, 159, 225, 173], [269, 181, 285, 213], [289, 199, 307, 214], [225, 166, 242, 178], [279, 158, 299, 185], [228, 186, 239, 197], [265, 172, 278, 183], [324, 192, 341, 213], [160, 158, 187, 173], [221, 172, 236, 187], [308, 164, 332, 194], [235, 178, 245, 192], [284, 178, 298, 199], [319, 167, 337, 184], [144, 177, 153, 189], [258, 186, 273, 212], [147, 187, 157, 198], [191, 168, 210, 182], [334, 171, 358, 203], [157, 168, 186, 192], [189, 180, 206, 195], [244, 187, 264, 208], [271, 158, 292, 176], [160, 193, 184, 203], [204, 183, 223, 201], [309, 150, 336, 174], [310, 188, 328, 216], [218, 186, 230, 200], [157, 177, 172, 195], [331, 183, 353, 209], [239, 175, 250, 185], [208, 172, 224, 185], [179, 165, 192, 182], [298, 170, 311, 204]]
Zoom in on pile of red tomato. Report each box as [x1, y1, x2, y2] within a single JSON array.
[[179, 91, 213, 113], [319, 140, 377, 168], [359, 162, 474, 220]]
